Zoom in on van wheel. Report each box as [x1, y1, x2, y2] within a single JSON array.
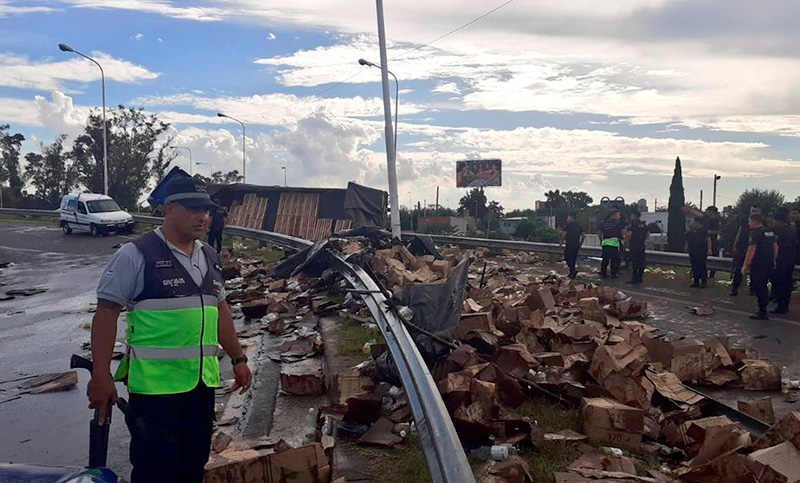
[[61, 222, 72, 235], [90, 224, 100, 237]]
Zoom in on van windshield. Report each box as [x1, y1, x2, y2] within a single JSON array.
[[87, 200, 122, 213]]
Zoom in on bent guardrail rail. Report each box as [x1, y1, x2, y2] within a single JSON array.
[[404, 232, 800, 278], [0, 208, 473, 483]]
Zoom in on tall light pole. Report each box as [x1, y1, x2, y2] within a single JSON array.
[[373, 0, 401, 240], [196, 162, 213, 177], [171, 146, 193, 176], [217, 113, 246, 183], [358, 58, 398, 154], [713, 174, 721, 208], [59, 43, 107, 195]]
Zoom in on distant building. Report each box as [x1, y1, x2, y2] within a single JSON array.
[[534, 200, 546, 211], [499, 217, 527, 236], [637, 198, 648, 213]]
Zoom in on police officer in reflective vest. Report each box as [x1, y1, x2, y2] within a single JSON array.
[[88, 177, 252, 482], [600, 210, 626, 278]]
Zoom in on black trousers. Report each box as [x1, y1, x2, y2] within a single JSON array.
[[709, 237, 720, 277], [207, 230, 223, 253], [751, 268, 770, 313], [630, 249, 646, 282], [731, 252, 752, 293], [689, 251, 708, 283], [771, 265, 794, 309], [600, 246, 621, 277], [126, 384, 215, 483], [564, 245, 580, 278]]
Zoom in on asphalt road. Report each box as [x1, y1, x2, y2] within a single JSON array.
[[0, 221, 134, 476]]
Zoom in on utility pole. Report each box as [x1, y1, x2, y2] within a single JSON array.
[[700, 190, 703, 211], [713, 174, 721, 207], [435, 186, 439, 210], [375, 0, 401, 240]]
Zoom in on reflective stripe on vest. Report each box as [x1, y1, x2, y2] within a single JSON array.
[[113, 233, 223, 396], [601, 237, 621, 247]]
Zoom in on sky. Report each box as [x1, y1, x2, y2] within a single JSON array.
[[1, 0, 800, 211]]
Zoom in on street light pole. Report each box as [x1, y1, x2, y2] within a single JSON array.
[[59, 43, 107, 195], [713, 174, 721, 207], [172, 146, 193, 176], [358, 58, 398, 154], [196, 162, 213, 177], [374, 0, 401, 240], [217, 113, 246, 183], [281, 166, 287, 187]]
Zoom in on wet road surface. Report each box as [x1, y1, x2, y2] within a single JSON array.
[[0, 222, 135, 476]]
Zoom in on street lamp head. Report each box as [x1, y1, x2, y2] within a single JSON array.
[[217, 113, 226, 118], [58, 43, 74, 52], [358, 58, 379, 68], [715, 175, 721, 180]]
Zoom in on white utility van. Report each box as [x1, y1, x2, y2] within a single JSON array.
[[59, 193, 135, 236]]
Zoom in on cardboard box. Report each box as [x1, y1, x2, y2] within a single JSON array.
[[753, 411, 800, 451], [204, 443, 330, 483], [670, 339, 706, 382], [579, 397, 644, 451], [738, 397, 775, 425], [454, 312, 496, 339], [747, 442, 800, 483], [740, 359, 781, 391]]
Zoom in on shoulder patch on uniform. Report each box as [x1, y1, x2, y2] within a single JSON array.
[[155, 260, 173, 268]]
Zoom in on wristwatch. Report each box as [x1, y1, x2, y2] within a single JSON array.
[[231, 355, 248, 367]]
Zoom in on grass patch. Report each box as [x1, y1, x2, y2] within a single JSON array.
[[353, 436, 431, 483], [520, 441, 580, 483], [334, 316, 384, 360], [227, 236, 286, 261], [635, 451, 662, 476], [0, 214, 59, 225], [516, 398, 579, 433]]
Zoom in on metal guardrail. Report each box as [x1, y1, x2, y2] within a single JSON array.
[[407, 232, 800, 278], [0, 208, 472, 482]]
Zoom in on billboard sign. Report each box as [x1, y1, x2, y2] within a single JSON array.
[[456, 159, 502, 188]]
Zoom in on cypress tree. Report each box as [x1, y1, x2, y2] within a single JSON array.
[[667, 156, 686, 252]]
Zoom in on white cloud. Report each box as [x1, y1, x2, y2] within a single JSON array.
[[0, 52, 159, 92], [266, 32, 276, 40], [53, 0, 225, 22], [157, 37, 163, 42], [0, 0, 56, 16], [133, 32, 144, 41], [432, 82, 460, 95]]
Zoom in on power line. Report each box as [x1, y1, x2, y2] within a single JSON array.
[[393, 0, 517, 61], [258, 0, 517, 119]]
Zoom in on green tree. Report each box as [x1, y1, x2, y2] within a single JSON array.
[[457, 188, 488, 218], [719, 189, 786, 252], [544, 189, 566, 209], [514, 217, 561, 243], [211, 170, 244, 184], [562, 190, 593, 210], [24, 135, 78, 208], [71, 106, 173, 209], [0, 124, 25, 206], [667, 156, 686, 252]]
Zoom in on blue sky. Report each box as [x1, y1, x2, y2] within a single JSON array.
[[1, 0, 799, 211]]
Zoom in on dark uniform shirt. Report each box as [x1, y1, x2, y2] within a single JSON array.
[[629, 220, 647, 252], [748, 226, 775, 271], [796, 222, 800, 265], [774, 224, 797, 269], [563, 221, 583, 247], [735, 220, 751, 253], [210, 210, 227, 232], [686, 226, 709, 253], [601, 219, 626, 240]]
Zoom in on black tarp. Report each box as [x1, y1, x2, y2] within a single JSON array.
[[407, 235, 442, 259], [344, 182, 386, 229]]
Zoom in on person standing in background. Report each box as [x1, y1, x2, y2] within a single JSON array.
[[599, 210, 626, 278], [731, 206, 761, 296], [561, 212, 584, 279], [207, 206, 227, 254], [686, 217, 711, 288], [742, 213, 776, 320], [626, 210, 648, 285], [703, 206, 721, 278], [770, 208, 796, 314]]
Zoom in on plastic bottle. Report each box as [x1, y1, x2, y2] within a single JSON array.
[[599, 447, 624, 457], [469, 445, 517, 461]]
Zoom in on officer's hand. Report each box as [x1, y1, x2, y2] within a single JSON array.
[[230, 362, 252, 395], [741, 266, 749, 276], [87, 373, 118, 426]]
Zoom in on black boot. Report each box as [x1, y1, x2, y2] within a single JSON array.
[[771, 302, 789, 314], [749, 307, 769, 320]]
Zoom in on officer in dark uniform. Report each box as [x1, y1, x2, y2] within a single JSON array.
[[792, 207, 800, 267], [771, 208, 796, 314], [626, 210, 648, 284], [686, 217, 711, 288], [731, 206, 761, 296], [703, 206, 721, 278], [742, 213, 776, 320], [561, 212, 584, 279], [207, 206, 227, 254], [599, 210, 626, 278]]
